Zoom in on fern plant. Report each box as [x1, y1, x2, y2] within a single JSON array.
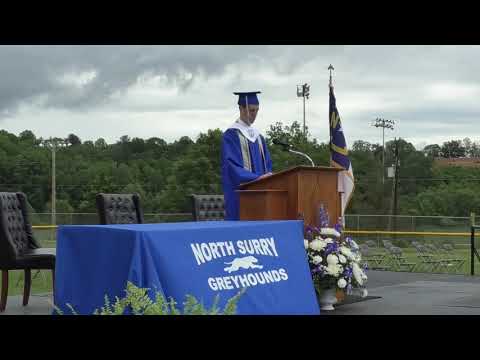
[[54, 282, 245, 315]]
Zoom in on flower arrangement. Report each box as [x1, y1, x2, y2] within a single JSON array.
[[305, 204, 368, 298]]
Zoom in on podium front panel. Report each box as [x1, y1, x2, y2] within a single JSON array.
[[297, 169, 341, 227], [238, 190, 288, 221]]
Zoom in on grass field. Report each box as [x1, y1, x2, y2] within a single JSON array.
[[5, 239, 56, 297], [7, 270, 54, 297]]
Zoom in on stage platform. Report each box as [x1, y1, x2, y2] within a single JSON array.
[[329, 270, 480, 315], [2, 271, 480, 315]]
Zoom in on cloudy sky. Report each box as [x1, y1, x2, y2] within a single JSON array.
[[1, 45, 479, 149]]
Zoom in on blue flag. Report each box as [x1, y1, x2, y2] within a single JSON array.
[[329, 85, 354, 216]]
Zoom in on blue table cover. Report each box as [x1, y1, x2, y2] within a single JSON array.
[[54, 220, 320, 315]]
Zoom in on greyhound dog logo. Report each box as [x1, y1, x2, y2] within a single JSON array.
[[224, 256, 263, 273]]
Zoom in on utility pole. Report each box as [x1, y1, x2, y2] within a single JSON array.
[[41, 138, 68, 226], [297, 82, 310, 140]]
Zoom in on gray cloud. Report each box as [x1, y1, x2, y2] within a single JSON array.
[[0, 45, 342, 116], [0, 45, 479, 148]]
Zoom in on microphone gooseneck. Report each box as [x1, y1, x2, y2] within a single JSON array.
[[272, 139, 315, 166]]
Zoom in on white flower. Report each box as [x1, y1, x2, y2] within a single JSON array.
[[326, 264, 342, 277], [338, 254, 347, 264], [310, 239, 326, 251], [323, 237, 334, 244], [326, 254, 339, 265], [312, 255, 323, 265], [325, 265, 340, 277], [320, 228, 341, 238], [352, 263, 365, 286], [337, 278, 347, 288], [340, 246, 354, 260], [304, 239, 309, 249]]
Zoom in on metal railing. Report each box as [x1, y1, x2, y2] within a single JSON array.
[[344, 214, 471, 232], [343, 214, 473, 248], [29, 212, 478, 275], [31, 213, 471, 228], [32, 212, 474, 243]]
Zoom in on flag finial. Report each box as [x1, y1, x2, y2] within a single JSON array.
[[328, 64, 334, 87]]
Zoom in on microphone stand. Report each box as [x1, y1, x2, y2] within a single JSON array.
[[274, 140, 315, 166], [287, 149, 315, 167]]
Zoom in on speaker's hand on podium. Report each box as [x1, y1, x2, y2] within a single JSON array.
[[258, 172, 273, 180]]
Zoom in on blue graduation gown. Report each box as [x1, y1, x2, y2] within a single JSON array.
[[221, 128, 273, 220]]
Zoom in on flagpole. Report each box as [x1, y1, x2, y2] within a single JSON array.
[[328, 64, 334, 163], [328, 64, 334, 88]]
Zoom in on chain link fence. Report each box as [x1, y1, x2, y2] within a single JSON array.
[[33, 212, 472, 244], [345, 214, 470, 232], [32, 212, 193, 244], [344, 214, 471, 248], [342, 214, 474, 275], [31, 212, 476, 275]]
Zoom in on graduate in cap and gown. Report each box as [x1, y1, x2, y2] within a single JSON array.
[[221, 91, 273, 220]]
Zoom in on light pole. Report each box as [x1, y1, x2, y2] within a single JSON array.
[[297, 83, 310, 139], [40, 138, 68, 226], [372, 118, 395, 184]]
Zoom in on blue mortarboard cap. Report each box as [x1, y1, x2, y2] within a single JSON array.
[[234, 91, 261, 106]]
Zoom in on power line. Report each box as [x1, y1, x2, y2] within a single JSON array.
[[6, 179, 480, 187], [0, 183, 222, 189]]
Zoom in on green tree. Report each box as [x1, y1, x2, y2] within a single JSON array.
[[94, 138, 108, 149], [19, 130, 36, 145], [440, 140, 466, 158], [46, 199, 74, 213], [423, 144, 441, 158], [67, 133, 82, 146]]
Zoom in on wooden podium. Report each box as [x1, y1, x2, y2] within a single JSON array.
[[237, 166, 343, 227]]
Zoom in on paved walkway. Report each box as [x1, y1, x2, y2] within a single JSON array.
[[328, 271, 480, 315], [0, 293, 53, 315], [2, 271, 480, 315]]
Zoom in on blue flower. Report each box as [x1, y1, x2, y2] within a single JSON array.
[[324, 242, 338, 255], [343, 266, 353, 279], [312, 265, 324, 275], [317, 204, 330, 228]]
